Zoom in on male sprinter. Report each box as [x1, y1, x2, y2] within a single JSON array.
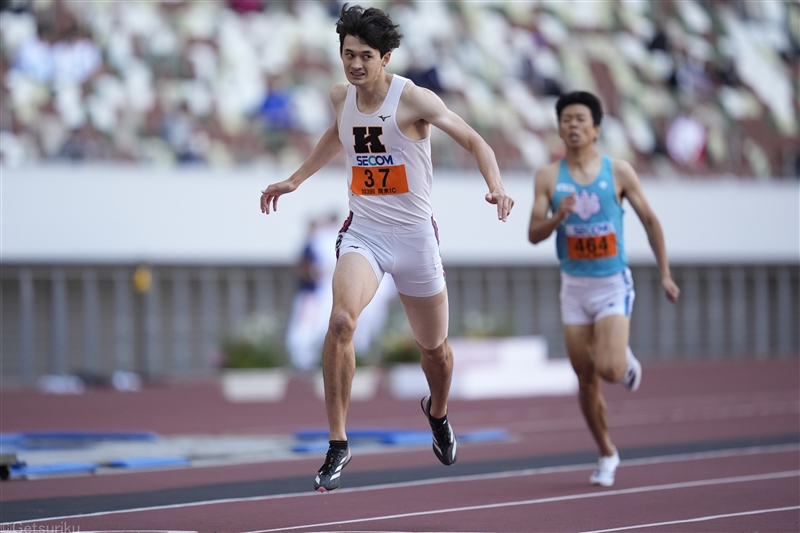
[[528, 91, 679, 486], [261, 4, 514, 492]]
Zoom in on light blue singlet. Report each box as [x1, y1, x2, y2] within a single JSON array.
[[551, 156, 628, 277]]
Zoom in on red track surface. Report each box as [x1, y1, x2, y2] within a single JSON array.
[[1, 359, 798, 532]]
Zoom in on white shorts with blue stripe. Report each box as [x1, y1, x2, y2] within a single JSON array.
[[559, 268, 635, 325]]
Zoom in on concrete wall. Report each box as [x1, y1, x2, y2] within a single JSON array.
[[3, 165, 798, 266]]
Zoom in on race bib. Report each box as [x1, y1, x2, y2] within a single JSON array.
[[565, 222, 618, 260], [349, 152, 409, 196]]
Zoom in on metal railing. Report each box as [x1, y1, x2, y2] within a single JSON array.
[[1, 263, 797, 386]]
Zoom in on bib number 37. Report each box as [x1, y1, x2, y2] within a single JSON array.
[[350, 165, 409, 196]]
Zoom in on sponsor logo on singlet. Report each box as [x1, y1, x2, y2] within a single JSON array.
[[350, 126, 409, 196], [573, 190, 602, 221]]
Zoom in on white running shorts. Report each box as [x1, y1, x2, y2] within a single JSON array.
[[336, 213, 445, 298], [560, 268, 635, 325]]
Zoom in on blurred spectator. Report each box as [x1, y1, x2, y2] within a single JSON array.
[[0, 0, 795, 178], [284, 214, 338, 372], [52, 27, 101, 86], [258, 75, 295, 132], [404, 52, 445, 94], [670, 51, 713, 100], [57, 124, 113, 161], [12, 20, 55, 83], [161, 102, 205, 165], [257, 74, 295, 153], [522, 56, 563, 98], [648, 24, 670, 53], [0, 0, 30, 14], [229, 0, 266, 15], [712, 56, 741, 87], [665, 115, 706, 167]]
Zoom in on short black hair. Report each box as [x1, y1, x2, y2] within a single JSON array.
[[556, 91, 604, 126], [336, 3, 402, 58]]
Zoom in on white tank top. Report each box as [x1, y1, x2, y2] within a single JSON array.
[[338, 75, 433, 226]]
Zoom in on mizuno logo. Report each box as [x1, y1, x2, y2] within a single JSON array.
[[378, 115, 391, 121]]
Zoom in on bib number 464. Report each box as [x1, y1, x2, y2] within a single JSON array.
[[567, 234, 617, 260]]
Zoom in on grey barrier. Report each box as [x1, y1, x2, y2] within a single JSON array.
[[1, 263, 797, 386]]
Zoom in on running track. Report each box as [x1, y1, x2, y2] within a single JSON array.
[[1, 359, 798, 532]]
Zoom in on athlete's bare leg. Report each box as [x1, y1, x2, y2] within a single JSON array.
[[399, 289, 451, 419], [565, 315, 630, 457], [565, 324, 613, 457], [592, 315, 630, 382], [323, 253, 379, 441]]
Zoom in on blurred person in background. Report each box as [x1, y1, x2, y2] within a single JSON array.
[[260, 3, 514, 492], [528, 91, 680, 488], [161, 102, 205, 165], [284, 214, 338, 373]]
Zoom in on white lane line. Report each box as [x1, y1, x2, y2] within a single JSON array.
[[578, 505, 800, 533], [244, 470, 799, 533], [3, 444, 797, 526]]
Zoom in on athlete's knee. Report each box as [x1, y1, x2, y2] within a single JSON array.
[[418, 338, 450, 365], [594, 354, 626, 382], [327, 308, 357, 341]]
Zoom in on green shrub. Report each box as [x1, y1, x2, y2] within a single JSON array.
[[220, 339, 285, 369], [219, 314, 286, 369], [462, 310, 514, 337], [380, 332, 420, 366]]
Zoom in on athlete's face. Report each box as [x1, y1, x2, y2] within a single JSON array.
[[558, 104, 600, 149], [341, 34, 389, 85]]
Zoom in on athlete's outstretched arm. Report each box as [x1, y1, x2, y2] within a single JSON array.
[[615, 160, 680, 303], [260, 122, 343, 214], [528, 164, 573, 244], [409, 87, 514, 221]]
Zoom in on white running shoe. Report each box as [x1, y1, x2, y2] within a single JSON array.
[[589, 449, 620, 487], [621, 347, 642, 392]]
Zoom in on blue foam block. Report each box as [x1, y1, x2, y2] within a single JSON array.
[[292, 427, 510, 452], [295, 428, 411, 440], [0, 431, 160, 451], [458, 428, 509, 443], [10, 462, 97, 477], [0, 433, 24, 445], [15, 431, 159, 441], [291, 439, 380, 453], [107, 456, 190, 469], [380, 431, 431, 445]]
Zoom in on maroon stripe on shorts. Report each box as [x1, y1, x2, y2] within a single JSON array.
[[430, 216, 440, 244], [339, 210, 354, 234]]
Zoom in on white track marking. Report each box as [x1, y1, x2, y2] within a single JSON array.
[[244, 471, 799, 533], [2, 445, 797, 526], [578, 505, 800, 533]]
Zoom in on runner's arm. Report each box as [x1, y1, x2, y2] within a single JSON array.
[[616, 160, 680, 303], [528, 165, 571, 244], [411, 87, 514, 221]]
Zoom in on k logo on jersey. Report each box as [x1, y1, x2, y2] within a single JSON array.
[[353, 126, 387, 154]]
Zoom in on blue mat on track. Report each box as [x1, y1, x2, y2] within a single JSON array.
[[295, 428, 413, 440], [292, 427, 509, 453], [10, 462, 98, 478], [107, 456, 190, 469], [0, 431, 159, 451]]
